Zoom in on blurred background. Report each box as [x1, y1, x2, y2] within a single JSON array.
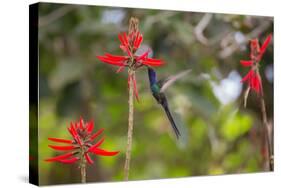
[[36, 3, 273, 185]]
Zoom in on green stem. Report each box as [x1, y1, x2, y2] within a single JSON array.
[[80, 148, 87, 183], [124, 69, 135, 180], [123, 17, 139, 181], [260, 95, 273, 171]]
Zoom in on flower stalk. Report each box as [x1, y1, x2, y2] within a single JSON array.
[[124, 69, 135, 180], [80, 146, 87, 183], [97, 17, 164, 180], [124, 17, 139, 181], [260, 93, 273, 171], [240, 34, 273, 171]]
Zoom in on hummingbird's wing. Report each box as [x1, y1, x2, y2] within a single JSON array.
[[135, 44, 153, 57], [159, 69, 192, 92]]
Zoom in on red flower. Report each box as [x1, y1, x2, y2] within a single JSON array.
[[45, 117, 119, 165], [97, 31, 164, 101], [240, 34, 272, 95]]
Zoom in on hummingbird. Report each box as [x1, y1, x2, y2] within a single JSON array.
[[147, 67, 191, 139]]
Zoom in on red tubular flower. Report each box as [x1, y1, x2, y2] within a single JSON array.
[[260, 35, 272, 56], [91, 148, 119, 156], [45, 117, 119, 165], [48, 145, 75, 151], [240, 60, 253, 67], [84, 153, 94, 164], [45, 152, 75, 162], [97, 30, 165, 101], [48, 137, 73, 144], [240, 34, 272, 95], [59, 157, 79, 164], [132, 74, 139, 102]]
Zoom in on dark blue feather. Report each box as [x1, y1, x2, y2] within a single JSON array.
[[148, 67, 157, 86]]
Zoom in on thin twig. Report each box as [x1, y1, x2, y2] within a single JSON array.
[[194, 13, 213, 45], [243, 86, 251, 108], [123, 17, 139, 180], [80, 163, 86, 183], [259, 94, 273, 171], [80, 148, 87, 183], [124, 70, 135, 180]]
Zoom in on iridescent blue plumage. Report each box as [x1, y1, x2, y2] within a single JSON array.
[[148, 67, 157, 86]]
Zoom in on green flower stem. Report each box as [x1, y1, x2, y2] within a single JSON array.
[[123, 17, 139, 181], [124, 69, 135, 180], [260, 94, 273, 171], [80, 147, 87, 183]]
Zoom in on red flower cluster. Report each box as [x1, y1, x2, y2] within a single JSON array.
[[97, 31, 164, 101], [45, 117, 119, 164], [240, 34, 272, 95]]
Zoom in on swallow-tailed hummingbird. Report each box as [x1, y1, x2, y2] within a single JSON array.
[[147, 67, 191, 139]]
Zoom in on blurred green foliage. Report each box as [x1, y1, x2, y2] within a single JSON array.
[[36, 3, 273, 185]]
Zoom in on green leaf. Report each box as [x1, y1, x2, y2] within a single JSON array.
[[221, 113, 253, 141]]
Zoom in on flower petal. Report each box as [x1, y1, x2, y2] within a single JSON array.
[[251, 76, 258, 93], [133, 32, 143, 49], [48, 145, 75, 151], [74, 122, 78, 129], [69, 124, 82, 145], [79, 117, 84, 129], [250, 39, 260, 59], [59, 157, 79, 164], [136, 50, 149, 61], [45, 152, 74, 162], [249, 74, 255, 89], [84, 153, 94, 164], [133, 31, 140, 48], [105, 53, 128, 61], [120, 45, 132, 57], [118, 33, 127, 46], [68, 123, 75, 137], [88, 137, 105, 152], [241, 70, 254, 83], [240, 60, 253, 67], [136, 34, 143, 49], [123, 32, 129, 45], [250, 73, 262, 94], [86, 120, 94, 134], [90, 148, 119, 156], [89, 128, 104, 141], [116, 65, 126, 73], [74, 135, 83, 146], [97, 55, 125, 66], [132, 74, 140, 102], [142, 58, 164, 66], [48, 138, 73, 144], [118, 32, 132, 56], [260, 34, 272, 57]]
